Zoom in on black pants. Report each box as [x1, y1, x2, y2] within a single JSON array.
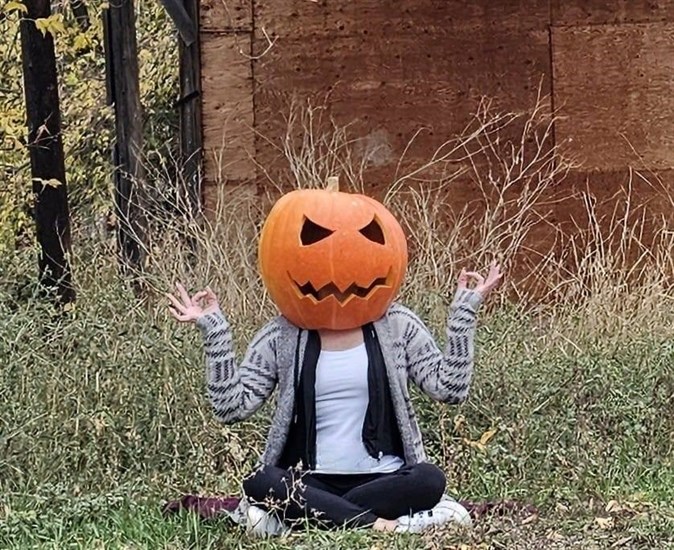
[[242, 463, 446, 528]]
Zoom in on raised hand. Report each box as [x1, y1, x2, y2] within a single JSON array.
[[457, 260, 504, 300], [166, 282, 220, 323]]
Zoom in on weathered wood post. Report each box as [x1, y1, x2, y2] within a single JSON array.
[[103, 0, 147, 276], [19, 0, 75, 303], [160, 0, 202, 216], [177, 0, 202, 217]]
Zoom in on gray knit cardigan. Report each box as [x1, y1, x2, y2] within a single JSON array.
[[196, 288, 483, 466]]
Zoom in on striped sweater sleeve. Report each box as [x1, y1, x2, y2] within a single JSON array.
[[196, 310, 279, 424], [403, 289, 482, 404]]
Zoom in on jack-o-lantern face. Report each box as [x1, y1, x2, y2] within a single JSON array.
[[259, 188, 408, 330]]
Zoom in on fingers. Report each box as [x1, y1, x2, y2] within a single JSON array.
[[165, 292, 187, 314], [486, 262, 504, 287], [191, 290, 208, 305], [487, 261, 502, 278], [168, 306, 190, 322], [205, 286, 220, 308], [479, 262, 504, 297], [205, 286, 218, 303], [168, 283, 218, 319], [463, 271, 485, 286], [457, 261, 504, 297], [457, 269, 486, 289], [175, 282, 191, 307], [456, 268, 468, 289]]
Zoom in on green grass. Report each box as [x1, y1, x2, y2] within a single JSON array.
[[2, 495, 673, 549], [2, 50, 674, 544], [1, 232, 674, 549]]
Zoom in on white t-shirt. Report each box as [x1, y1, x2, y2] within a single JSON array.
[[313, 343, 405, 474]]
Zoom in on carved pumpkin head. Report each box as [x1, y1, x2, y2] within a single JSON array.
[[259, 185, 408, 330]]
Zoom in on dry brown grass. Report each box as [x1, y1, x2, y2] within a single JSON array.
[[2, 98, 673, 548], [132, 95, 674, 347]]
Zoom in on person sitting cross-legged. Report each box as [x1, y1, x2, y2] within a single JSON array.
[[166, 186, 503, 535]]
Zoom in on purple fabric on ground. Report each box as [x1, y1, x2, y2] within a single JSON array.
[[162, 495, 241, 520]]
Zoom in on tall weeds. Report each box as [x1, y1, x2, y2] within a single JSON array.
[[1, 98, 673, 514]]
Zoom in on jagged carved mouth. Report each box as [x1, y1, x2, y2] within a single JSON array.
[[292, 271, 391, 304]]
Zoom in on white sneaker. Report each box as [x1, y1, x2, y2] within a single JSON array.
[[395, 496, 473, 533], [245, 505, 288, 537]]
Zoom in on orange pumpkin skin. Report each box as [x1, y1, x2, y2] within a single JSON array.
[[259, 189, 408, 330]]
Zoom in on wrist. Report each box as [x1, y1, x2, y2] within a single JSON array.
[[452, 287, 483, 311], [196, 309, 227, 332]]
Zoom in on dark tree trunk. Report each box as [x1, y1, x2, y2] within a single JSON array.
[[20, 0, 75, 304], [103, 0, 146, 277], [178, 0, 202, 217]]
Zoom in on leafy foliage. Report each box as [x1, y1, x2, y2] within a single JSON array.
[[0, 0, 178, 254]]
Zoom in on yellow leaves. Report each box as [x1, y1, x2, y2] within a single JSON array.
[[593, 516, 614, 529], [480, 427, 498, 445], [73, 33, 91, 51], [0, 113, 24, 145], [454, 414, 499, 452], [463, 427, 498, 452], [34, 13, 66, 37], [590, 498, 653, 534], [521, 513, 538, 525], [605, 500, 626, 514], [4, 1, 27, 14], [546, 530, 565, 542], [92, 415, 106, 436], [605, 498, 652, 514]]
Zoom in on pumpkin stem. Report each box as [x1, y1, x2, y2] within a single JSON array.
[[326, 176, 339, 192]]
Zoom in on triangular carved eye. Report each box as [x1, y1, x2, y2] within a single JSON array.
[[300, 217, 334, 245], [359, 217, 385, 245]]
